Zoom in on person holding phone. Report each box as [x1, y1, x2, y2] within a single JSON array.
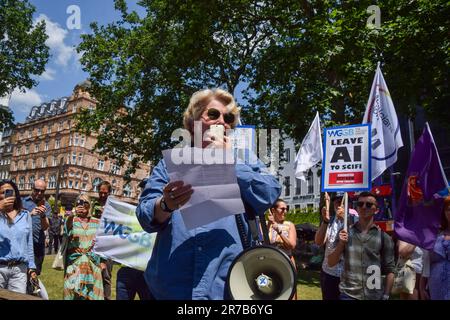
[[0, 179, 38, 294], [63, 194, 104, 300], [22, 179, 51, 275], [137, 88, 281, 299]]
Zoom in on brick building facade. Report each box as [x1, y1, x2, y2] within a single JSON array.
[[7, 82, 150, 208]]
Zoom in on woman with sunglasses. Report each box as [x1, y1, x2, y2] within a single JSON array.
[[63, 194, 104, 300], [137, 88, 281, 300], [328, 191, 395, 300], [0, 180, 38, 294]]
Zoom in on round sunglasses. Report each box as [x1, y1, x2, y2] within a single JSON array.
[[205, 108, 236, 125]]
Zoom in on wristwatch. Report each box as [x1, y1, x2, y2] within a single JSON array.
[[160, 197, 175, 213]]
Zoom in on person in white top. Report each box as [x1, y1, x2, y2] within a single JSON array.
[[315, 192, 345, 300]]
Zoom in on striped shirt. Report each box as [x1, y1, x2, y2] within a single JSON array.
[[339, 223, 395, 300]]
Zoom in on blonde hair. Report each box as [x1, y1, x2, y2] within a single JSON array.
[[183, 88, 240, 131], [75, 193, 92, 216]]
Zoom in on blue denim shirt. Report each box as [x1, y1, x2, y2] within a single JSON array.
[[0, 209, 36, 269], [22, 196, 51, 253], [136, 158, 281, 300]]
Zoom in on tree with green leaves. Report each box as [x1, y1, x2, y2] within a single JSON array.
[[77, 0, 449, 174], [0, 0, 49, 130]]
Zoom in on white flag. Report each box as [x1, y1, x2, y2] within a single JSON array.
[[363, 63, 403, 180], [93, 197, 155, 271], [295, 112, 323, 181]]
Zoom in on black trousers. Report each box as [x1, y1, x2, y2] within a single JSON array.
[[33, 243, 45, 276], [101, 259, 114, 300], [48, 233, 61, 254]]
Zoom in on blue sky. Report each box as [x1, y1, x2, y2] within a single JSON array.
[[9, 0, 144, 123]]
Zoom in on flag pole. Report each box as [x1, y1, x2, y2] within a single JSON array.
[[426, 123, 449, 187], [343, 193, 348, 232]]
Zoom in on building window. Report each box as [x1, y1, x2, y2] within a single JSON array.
[[49, 175, 56, 189], [32, 159, 36, 169], [74, 134, 79, 146], [97, 160, 104, 171], [71, 153, 76, 165], [80, 135, 85, 147], [16, 146, 21, 156], [111, 163, 120, 175], [307, 171, 314, 194], [123, 184, 132, 197], [83, 174, 89, 181], [58, 121, 63, 131], [295, 178, 302, 195], [284, 176, 290, 197], [68, 180, 73, 188], [55, 139, 60, 149], [47, 124, 52, 134], [82, 182, 87, 190], [75, 181, 79, 189], [42, 157, 47, 168], [28, 176, 35, 190], [52, 156, 57, 166], [92, 177, 103, 192], [38, 127, 42, 135], [25, 145, 29, 154], [19, 176, 25, 190], [69, 135, 72, 146], [44, 141, 49, 151], [284, 148, 290, 163], [34, 143, 39, 153], [72, 104, 77, 113], [78, 153, 83, 166], [39, 175, 45, 181]]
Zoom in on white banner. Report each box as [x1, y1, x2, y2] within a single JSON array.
[[93, 197, 155, 271], [363, 63, 403, 180], [322, 124, 371, 191], [295, 112, 323, 181]]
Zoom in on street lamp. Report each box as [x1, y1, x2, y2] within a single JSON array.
[[54, 157, 65, 213]]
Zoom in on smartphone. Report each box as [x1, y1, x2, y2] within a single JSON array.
[[4, 189, 14, 198], [210, 124, 224, 142]]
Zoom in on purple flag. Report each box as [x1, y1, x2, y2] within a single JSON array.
[[394, 124, 447, 250]]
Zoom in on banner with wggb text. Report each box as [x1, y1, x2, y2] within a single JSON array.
[[93, 196, 155, 271]]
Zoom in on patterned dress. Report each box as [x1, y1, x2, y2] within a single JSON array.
[[63, 216, 104, 300]]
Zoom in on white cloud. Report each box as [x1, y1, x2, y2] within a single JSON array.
[[10, 88, 42, 116], [40, 67, 56, 80], [35, 14, 77, 67]]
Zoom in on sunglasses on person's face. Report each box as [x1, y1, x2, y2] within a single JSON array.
[[205, 108, 235, 125], [357, 201, 377, 209], [76, 200, 90, 207]]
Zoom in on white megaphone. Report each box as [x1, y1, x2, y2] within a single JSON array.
[[226, 245, 297, 300]]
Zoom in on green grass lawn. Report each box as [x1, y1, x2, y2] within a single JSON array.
[[39, 255, 119, 300], [39, 254, 322, 300]]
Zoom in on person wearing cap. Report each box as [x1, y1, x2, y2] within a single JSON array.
[[315, 192, 345, 300]]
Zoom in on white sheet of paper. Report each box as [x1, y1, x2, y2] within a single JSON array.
[[163, 147, 245, 230]]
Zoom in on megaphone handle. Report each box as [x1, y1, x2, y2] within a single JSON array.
[[259, 214, 270, 245]]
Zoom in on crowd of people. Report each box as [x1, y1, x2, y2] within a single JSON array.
[[0, 88, 448, 300]]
